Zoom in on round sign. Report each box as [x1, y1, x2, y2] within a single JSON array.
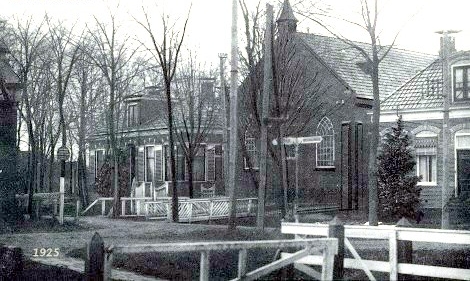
[[57, 146, 70, 161]]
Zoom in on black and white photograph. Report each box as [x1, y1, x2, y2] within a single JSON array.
[[0, 0, 469, 280]]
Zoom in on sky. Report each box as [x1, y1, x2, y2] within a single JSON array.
[[1, 0, 470, 66]]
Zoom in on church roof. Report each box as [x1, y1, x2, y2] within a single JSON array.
[[297, 33, 437, 100]]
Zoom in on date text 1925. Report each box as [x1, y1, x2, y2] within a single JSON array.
[[32, 248, 60, 257]]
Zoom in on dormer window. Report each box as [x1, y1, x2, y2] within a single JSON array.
[[127, 103, 139, 127], [453, 65, 470, 101]]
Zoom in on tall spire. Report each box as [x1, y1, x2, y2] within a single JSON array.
[[277, 0, 297, 33]]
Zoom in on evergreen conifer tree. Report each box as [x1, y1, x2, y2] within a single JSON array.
[[377, 116, 421, 221]]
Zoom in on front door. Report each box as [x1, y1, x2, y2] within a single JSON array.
[[457, 149, 470, 196]]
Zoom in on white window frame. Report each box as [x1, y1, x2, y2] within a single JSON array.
[[127, 103, 139, 127], [144, 145, 155, 183], [416, 155, 437, 186], [452, 64, 470, 102], [415, 131, 438, 186], [316, 116, 335, 168]]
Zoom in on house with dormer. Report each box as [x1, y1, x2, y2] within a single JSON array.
[[381, 33, 470, 224], [236, 0, 436, 212], [87, 79, 225, 200]]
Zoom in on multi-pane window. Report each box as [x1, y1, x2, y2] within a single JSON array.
[[415, 131, 438, 184], [145, 146, 155, 182], [316, 117, 335, 167], [453, 65, 470, 101], [127, 103, 139, 126], [244, 136, 259, 169], [417, 155, 437, 183]]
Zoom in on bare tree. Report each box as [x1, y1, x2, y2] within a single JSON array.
[[86, 13, 140, 217], [173, 55, 219, 198], [67, 35, 107, 206], [135, 6, 190, 222]]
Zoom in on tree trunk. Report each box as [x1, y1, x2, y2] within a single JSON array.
[[187, 156, 194, 198], [167, 84, 179, 222], [368, 42, 380, 226]]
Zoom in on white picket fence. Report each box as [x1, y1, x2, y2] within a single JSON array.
[[281, 222, 470, 280], [82, 196, 257, 222], [145, 197, 258, 222]]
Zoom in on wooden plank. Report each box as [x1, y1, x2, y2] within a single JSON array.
[[281, 223, 329, 236], [200, 251, 209, 281], [389, 231, 398, 281], [321, 243, 335, 281], [237, 249, 247, 278], [114, 239, 337, 254], [398, 263, 470, 280], [345, 238, 376, 281], [397, 229, 470, 244], [294, 263, 321, 280]]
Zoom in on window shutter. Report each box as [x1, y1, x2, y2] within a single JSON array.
[[89, 150, 95, 181], [137, 147, 144, 181], [206, 145, 215, 182], [155, 147, 163, 182]]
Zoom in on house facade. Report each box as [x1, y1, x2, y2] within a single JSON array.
[[236, 0, 435, 212], [87, 81, 225, 200], [381, 33, 470, 224]]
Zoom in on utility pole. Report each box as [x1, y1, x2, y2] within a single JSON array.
[[438, 30, 458, 229], [257, 4, 274, 230], [218, 53, 230, 196], [227, 0, 239, 231]]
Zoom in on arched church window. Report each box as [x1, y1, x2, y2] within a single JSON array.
[[316, 117, 335, 167]]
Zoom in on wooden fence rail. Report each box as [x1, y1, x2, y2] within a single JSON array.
[[86, 232, 338, 281], [281, 218, 470, 281]]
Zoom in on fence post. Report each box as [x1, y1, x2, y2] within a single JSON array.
[[121, 199, 126, 216], [85, 232, 105, 281], [76, 199, 80, 221], [0, 246, 23, 280], [200, 250, 210, 281], [328, 216, 344, 280], [396, 217, 413, 281], [101, 200, 106, 216]]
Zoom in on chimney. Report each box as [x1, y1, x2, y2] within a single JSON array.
[[437, 30, 458, 58]]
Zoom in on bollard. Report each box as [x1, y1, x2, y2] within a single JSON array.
[[328, 216, 344, 280], [396, 217, 413, 281], [85, 232, 105, 281]]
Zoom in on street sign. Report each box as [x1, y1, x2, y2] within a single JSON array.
[[272, 136, 322, 146], [57, 146, 70, 161], [297, 136, 322, 144]]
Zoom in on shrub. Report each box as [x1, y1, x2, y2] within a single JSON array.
[[95, 155, 130, 198], [377, 116, 421, 221]]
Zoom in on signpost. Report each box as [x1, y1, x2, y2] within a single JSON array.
[[272, 136, 322, 215], [57, 146, 70, 225]]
